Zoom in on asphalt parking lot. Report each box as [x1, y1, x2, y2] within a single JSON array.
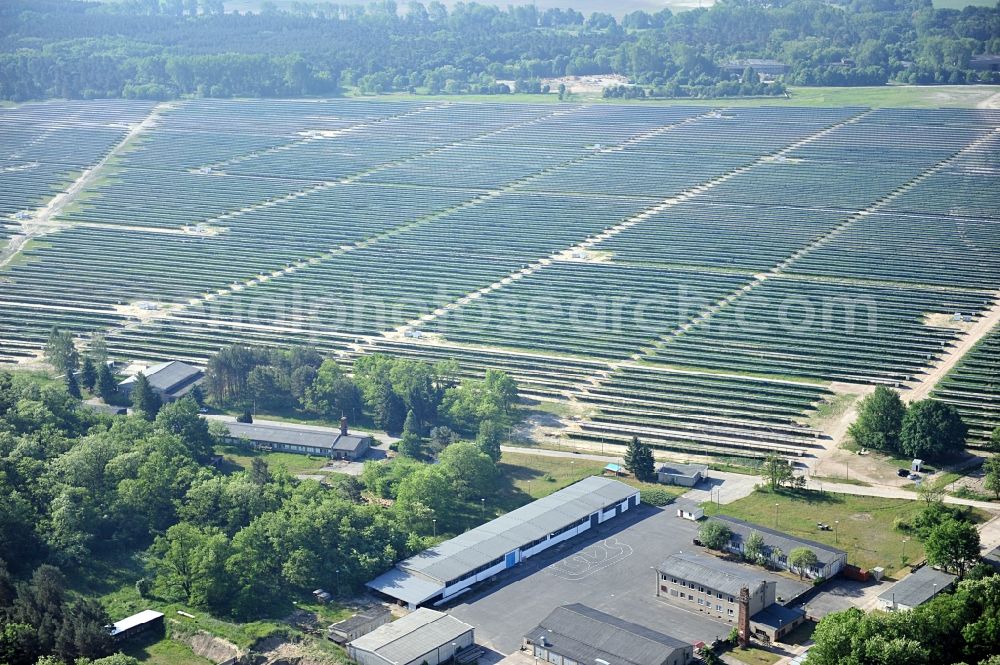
[[446, 504, 806, 655]]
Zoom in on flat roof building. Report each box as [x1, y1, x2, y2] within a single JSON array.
[[658, 463, 708, 487], [657, 552, 805, 643], [217, 416, 371, 460], [524, 603, 693, 665], [108, 610, 164, 642], [119, 361, 203, 403], [347, 608, 474, 665], [367, 476, 640, 608], [328, 606, 393, 644], [877, 566, 957, 612], [713, 515, 847, 579]]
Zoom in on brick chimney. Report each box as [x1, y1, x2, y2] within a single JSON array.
[[340, 415, 348, 437], [737, 585, 751, 648]]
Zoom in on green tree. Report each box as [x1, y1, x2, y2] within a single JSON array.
[[475, 419, 503, 463], [900, 400, 967, 461], [848, 386, 906, 453], [698, 520, 732, 550], [789, 547, 819, 579], [397, 410, 422, 458], [154, 397, 214, 460], [87, 334, 108, 366], [96, 364, 117, 402], [762, 455, 793, 491], [65, 371, 81, 399], [439, 442, 496, 500], [304, 359, 361, 419], [129, 373, 161, 420], [988, 426, 1000, 453], [984, 457, 1000, 500], [45, 328, 79, 375], [744, 531, 766, 565], [150, 523, 232, 608], [925, 518, 980, 577], [624, 436, 655, 481], [79, 357, 97, 392], [395, 465, 457, 532]]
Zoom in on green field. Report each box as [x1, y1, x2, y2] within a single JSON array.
[[214, 444, 333, 476], [704, 489, 942, 575]]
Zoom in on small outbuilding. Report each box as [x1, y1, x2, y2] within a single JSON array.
[[877, 566, 957, 612], [327, 605, 392, 644], [107, 610, 164, 642], [657, 463, 708, 487], [347, 608, 474, 665]]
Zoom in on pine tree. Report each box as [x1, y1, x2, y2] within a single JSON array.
[[65, 370, 81, 399], [131, 372, 162, 420], [398, 410, 422, 458], [96, 363, 117, 402], [624, 436, 641, 475], [80, 356, 97, 391], [634, 441, 656, 482]]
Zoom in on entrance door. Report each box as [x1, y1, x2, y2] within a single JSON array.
[[590, 513, 599, 528], [628, 495, 637, 509], [505, 551, 517, 569]]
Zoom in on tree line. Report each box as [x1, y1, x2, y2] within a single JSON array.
[[1, 0, 997, 102]]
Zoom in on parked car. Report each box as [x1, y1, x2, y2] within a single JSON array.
[[897, 468, 910, 477]]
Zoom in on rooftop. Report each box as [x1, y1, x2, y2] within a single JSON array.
[[713, 515, 847, 565], [119, 360, 203, 394], [219, 418, 370, 452], [109, 610, 164, 636], [525, 604, 689, 665], [658, 551, 770, 597], [751, 603, 805, 630], [878, 566, 957, 608], [658, 463, 708, 478], [329, 606, 391, 634], [367, 476, 639, 605], [348, 608, 472, 661]]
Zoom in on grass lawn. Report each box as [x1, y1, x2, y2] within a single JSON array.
[[120, 632, 213, 665], [704, 489, 935, 574], [726, 646, 782, 665], [214, 444, 332, 476], [494, 451, 684, 513]]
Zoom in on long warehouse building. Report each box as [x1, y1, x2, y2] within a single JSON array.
[[367, 476, 640, 608]]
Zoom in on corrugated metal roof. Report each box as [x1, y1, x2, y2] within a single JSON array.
[[221, 420, 370, 452], [367, 477, 638, 602], [349, 608, 472, 662], [658, 552, 769, 597], [714, 515, 847, 565], [366, 568, 446, 607], [120, 361, 202, 394], [877, 566, 956, 608], [525, 604, 688, 665]]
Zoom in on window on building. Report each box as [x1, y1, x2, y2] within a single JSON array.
[[699, 586, 704, 593], [697, 598, 704, 605], [728, 608, 734, 615], [716, 604, 723, 612]]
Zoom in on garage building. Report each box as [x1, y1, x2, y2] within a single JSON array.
[[367, 476, 640, 609], [347, 608, 474, 665]]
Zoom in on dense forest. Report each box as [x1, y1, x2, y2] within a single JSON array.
[[0, 347, 520, 662], [0, 0, 997, 101]]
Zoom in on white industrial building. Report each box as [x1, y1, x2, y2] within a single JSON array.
[[347, 608, 474, 665], [367, 476, 640, 609]]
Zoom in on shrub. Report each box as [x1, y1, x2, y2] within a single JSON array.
[[893, 517, 912, 532], [640, 488, 674, 507]]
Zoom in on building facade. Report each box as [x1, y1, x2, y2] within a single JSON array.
[[656, 552, 776, 622], [347, 609, 474, 665], [218, 416, 372, 460], [367, 477, 640, 609], [713, 516, 848, 579]]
